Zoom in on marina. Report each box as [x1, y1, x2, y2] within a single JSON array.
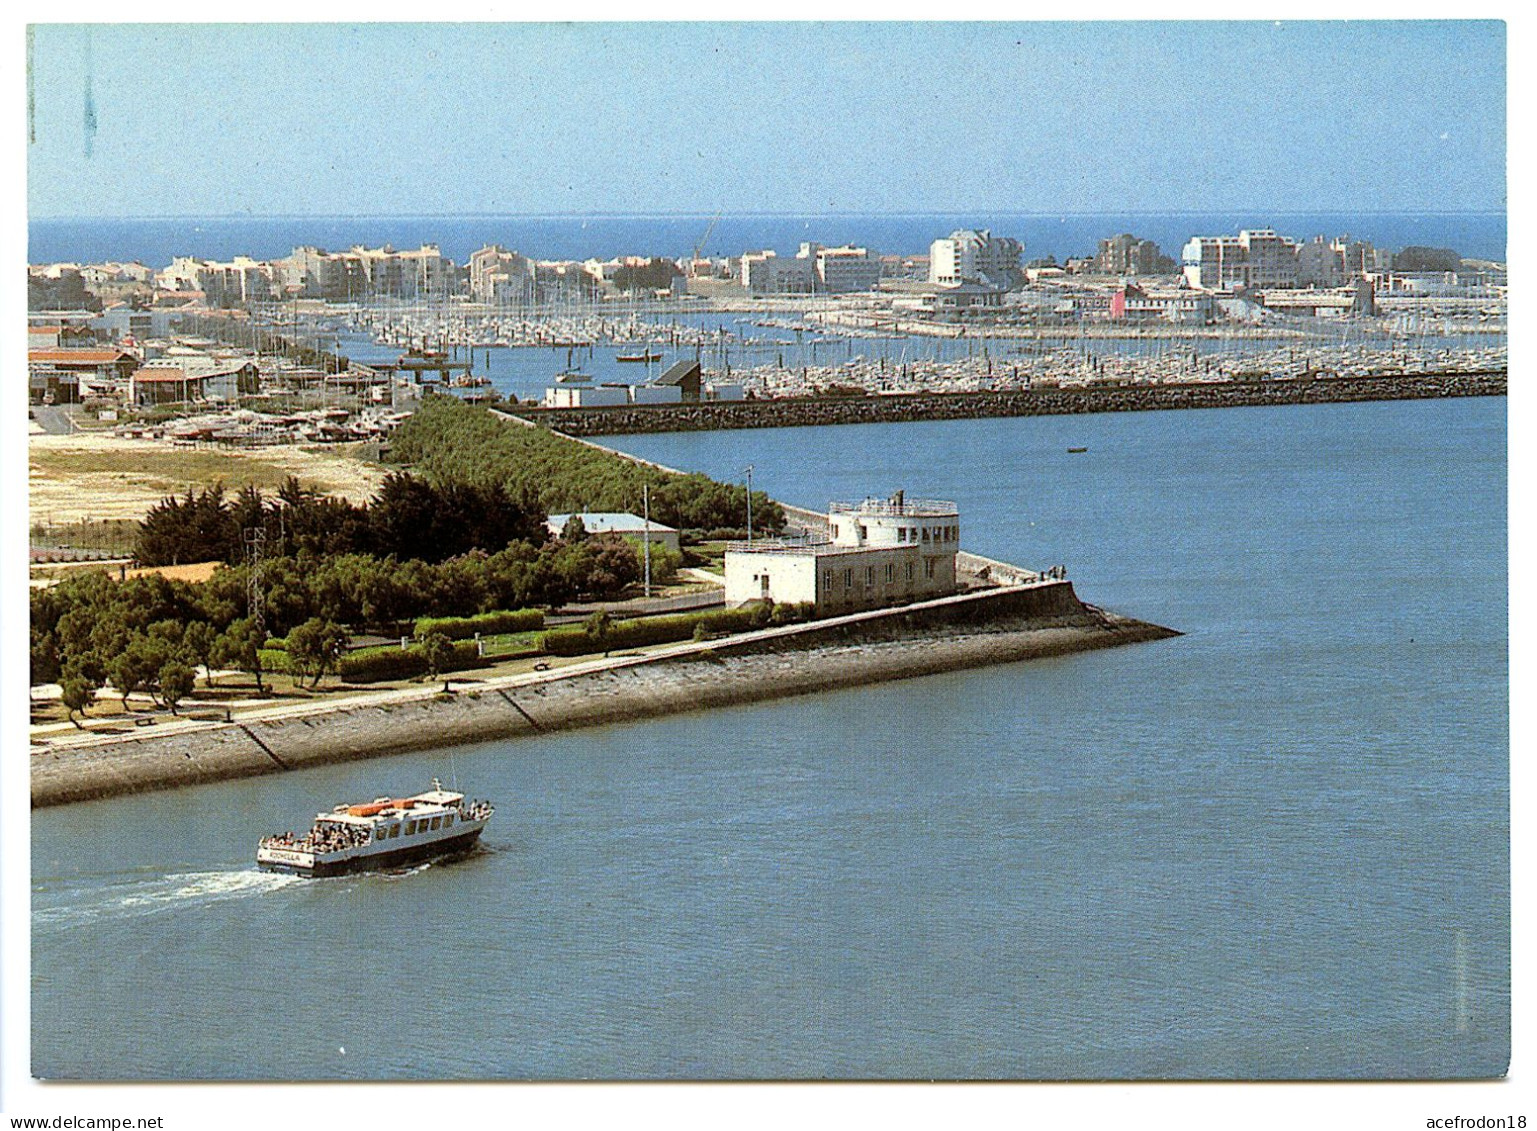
[[316, 290, 1508, 407]]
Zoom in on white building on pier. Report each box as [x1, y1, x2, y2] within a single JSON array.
[[724, 492, 960, 613]]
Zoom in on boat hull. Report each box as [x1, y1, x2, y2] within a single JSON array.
[[258, 827, 486, 878]]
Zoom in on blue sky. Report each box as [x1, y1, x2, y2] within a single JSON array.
[[25, 21, 1507, 217]]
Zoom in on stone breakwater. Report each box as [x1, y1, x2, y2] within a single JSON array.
[[32, 582, 1176, 808], [513, 370, 1506, 436]]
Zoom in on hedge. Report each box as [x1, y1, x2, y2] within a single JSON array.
[[539, 602, 815, 658], [256, 648, 296, 674], [339, 639, 485, 683], [413, 608, 544, 641]]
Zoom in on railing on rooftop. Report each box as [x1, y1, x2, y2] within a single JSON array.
[[724, 535, 834, 554], [828, 497, 957, 518]]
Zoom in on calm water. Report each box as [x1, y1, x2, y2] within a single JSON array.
[[32, 396, 1507, 1080]]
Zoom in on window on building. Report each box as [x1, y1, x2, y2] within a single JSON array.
[[845, 568, 853, 587], [885, 563, 896, 583], [823, 570, 833, 589], [906, 561, 915, 582], [925, 559, 936, 579]]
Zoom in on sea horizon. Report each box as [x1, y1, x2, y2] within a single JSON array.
[[27, 209, 1510, 273]]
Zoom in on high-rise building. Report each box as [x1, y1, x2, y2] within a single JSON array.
[[1094, 233, 1171, 276], [469, 245, 536, 304], [1181, 229, 1300, 291], [929, 229, 1023, 289], [739, 250, 817, 294], [798, 243, 883, 293]]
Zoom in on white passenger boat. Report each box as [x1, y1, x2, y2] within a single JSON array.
[[257, 779, 493, 877]]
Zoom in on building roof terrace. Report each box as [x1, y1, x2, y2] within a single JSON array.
[[829, 495, 957, 518]]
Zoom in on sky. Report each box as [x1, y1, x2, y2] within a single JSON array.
[[23, 20, 1507, 219]]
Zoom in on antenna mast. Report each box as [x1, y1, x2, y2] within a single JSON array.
[[244, 527, 267, 635]]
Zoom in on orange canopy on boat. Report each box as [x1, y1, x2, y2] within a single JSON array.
[[346, 798, 416, 817]]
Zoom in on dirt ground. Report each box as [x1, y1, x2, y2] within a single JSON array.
[[28, 433, 390, 526]]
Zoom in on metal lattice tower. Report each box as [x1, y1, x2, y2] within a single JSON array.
[[244, 527, 267, 634]]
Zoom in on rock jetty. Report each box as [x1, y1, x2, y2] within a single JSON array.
[[514, 369, 1505, 436]]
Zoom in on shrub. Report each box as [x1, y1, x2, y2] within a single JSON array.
[[539, 602, 815, 657], [338, 640, 483, 683], [257, 648, 296, 675], [413, 608, 544, 641]]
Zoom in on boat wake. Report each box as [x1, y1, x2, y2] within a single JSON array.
[[378, 862, 434, 880], [33, 868, 304, 930]]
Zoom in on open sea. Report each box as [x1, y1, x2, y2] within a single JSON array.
[[27, 211, 1508, 269], [31, 395, 1507, 1080]]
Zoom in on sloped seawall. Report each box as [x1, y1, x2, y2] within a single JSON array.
[[32, 582, 1176, 807]]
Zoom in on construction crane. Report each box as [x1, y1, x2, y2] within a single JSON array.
[[690, 212, 721, 275]]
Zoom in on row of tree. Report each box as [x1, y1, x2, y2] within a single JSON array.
[[31, 535, 646, 710], [134, 473, 547, 568], [387, 394, 785, 535], [34, 391, 775, 717]]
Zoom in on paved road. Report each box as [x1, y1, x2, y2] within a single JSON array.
[[30, 405, 77, 435], [546, 587, 725, 626]]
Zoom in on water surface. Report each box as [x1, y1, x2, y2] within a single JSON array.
[[33, 396, 1507, 1079]]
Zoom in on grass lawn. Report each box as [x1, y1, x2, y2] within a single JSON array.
[[31, 447, 339, 495]]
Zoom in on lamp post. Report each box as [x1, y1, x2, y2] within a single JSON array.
[[744, 465, 754, 550]]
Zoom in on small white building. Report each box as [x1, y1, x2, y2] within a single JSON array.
[[542, 384, 631, 408], [547, 512, 681, 552], [631, 384, 685, 405], [724, 492, 960, 612]]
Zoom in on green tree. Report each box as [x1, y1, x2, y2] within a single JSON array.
[[158, 660, 196, 715], [214, 616, 268, 694], [106, 635, 168, 712], [182, 620, 219, 686], [59, 672, 97, 729], [420, 631, 455, 693], [287, 617, 349, 689], [30, 629, 61, 688]]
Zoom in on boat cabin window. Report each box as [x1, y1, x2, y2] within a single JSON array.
[[430, 816, 442, 831], [405, 820, 417, 835], [444, 814, 454, 827]]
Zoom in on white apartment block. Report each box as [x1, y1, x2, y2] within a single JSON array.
[[740, 250, 817, 294], [797, 243, 884, 293], [929, 229, 1024, 289], [469, 245, 536, 304], [724, 493, 960, 612], [274, 245, 451, 300], [350, 244, 453, 298], [1182, 229, 1301, 291], [157, 257, 277, 305]]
